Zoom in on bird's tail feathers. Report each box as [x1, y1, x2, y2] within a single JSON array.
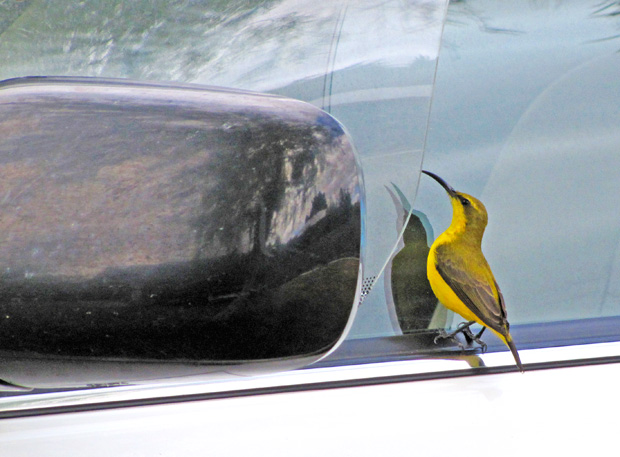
[[504, 333, 523, 373]]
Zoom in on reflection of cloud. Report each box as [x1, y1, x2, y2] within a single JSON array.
[[190, 0, 446, 91], [0, 0, 447, 92]]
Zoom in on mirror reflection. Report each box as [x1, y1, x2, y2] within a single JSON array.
[[0, 78, 362, 373]]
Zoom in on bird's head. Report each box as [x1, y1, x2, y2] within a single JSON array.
[[421, 170, 488, 235]]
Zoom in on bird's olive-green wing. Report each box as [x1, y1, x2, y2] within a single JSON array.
[[434, 246, 508, 335]]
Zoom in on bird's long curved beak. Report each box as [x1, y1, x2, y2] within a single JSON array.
[[422, 170, 456, 196]]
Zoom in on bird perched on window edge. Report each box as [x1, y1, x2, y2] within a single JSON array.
[[422, 170, 523, 372]]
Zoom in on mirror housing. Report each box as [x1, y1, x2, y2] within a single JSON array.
[[0, 77, 363, 388]]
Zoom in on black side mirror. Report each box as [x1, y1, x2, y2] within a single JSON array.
[[0, 77, 363, 388]]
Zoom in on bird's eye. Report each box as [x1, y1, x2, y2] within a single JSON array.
[[460, 197, 470, 206]]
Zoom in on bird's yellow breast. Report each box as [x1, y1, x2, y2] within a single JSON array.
[[426, 246, 481, 325]]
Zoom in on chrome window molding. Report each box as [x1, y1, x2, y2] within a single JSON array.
[[2, 339, 619, 419]]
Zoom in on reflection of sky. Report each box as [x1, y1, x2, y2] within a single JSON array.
[[418, 0, 620, 325], [189, 0, 446, 91], [0, 0, 445, 91], [424, 0, 620, 191], [484, 53, 620, 323]]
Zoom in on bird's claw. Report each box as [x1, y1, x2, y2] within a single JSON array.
[[434, 321, 487, 353], [433, 328, 448, 345], [462, 326, 487, 353], [433, 328, 466, 351]]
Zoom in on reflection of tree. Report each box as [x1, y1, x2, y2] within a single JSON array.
[[594, 1, 620, 17], [445, 0, 524, 35], [0, 1, 30, 37], [338, 187, 353, 213], [449, 0, 620, 46], [307, 192, 328, 220], [0, 197, 361, 361], [593, 2, 620, 46], [192, 119, 332, 263]]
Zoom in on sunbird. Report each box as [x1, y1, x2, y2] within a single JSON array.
[[422, 170, 523, 372]]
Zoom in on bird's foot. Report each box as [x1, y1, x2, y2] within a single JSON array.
[[434, 328, 466, 351], [462, 326, 487, 353], [434, 321, 487, 352]]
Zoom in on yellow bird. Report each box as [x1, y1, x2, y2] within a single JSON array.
[[422, 170, 523, 372]]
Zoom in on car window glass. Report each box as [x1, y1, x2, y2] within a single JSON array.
[[0, 0, 450, 342], [419, 0, 620, 330], [1, 0, 619, 391]]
